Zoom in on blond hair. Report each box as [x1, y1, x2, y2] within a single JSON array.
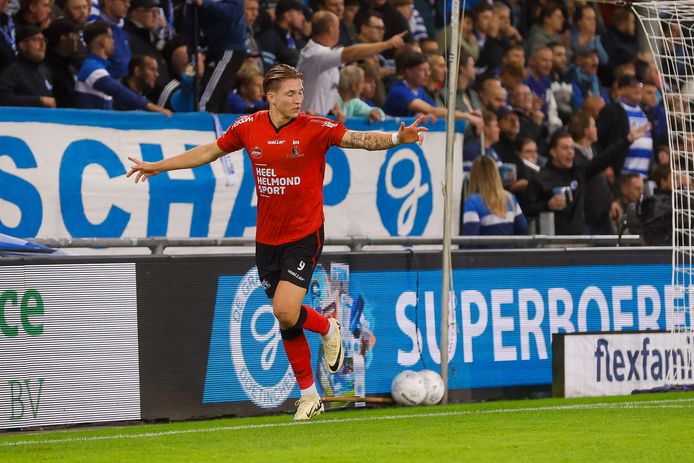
[[262, 64, 304, 94], [468, 155, 511, 217]]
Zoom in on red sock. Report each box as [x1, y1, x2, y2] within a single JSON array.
[[301, 305, 330, 336], [282, 331, 314, 390]]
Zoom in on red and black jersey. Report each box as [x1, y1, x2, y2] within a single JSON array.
[[217, 111, 348, 245]]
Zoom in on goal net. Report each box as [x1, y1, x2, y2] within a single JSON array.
[[632, 1, 694, 383]]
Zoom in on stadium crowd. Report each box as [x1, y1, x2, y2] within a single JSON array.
[[0, 0, 674, 240]]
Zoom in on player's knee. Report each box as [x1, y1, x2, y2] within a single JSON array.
[[273, 300, 299, 327]]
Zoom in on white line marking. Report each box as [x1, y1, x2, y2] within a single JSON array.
[[2, 398, 693, 447]]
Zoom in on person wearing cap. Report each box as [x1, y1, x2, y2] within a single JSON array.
[[257, 0, 305, 69], [567, 45, 608, 110], [597, 74, 653, 179], [124, 0, 169, 99], [185, 0, 247, 113], [0, 25, 55, 107], [297, 10, 405, 116], [97, 0, 132, 80], [43, 17, 80, 107], [0, 0, 16, 74], [74, 20, 171, 115]]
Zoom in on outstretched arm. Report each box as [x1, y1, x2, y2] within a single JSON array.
[[340, 115, 428, 150], [127, 141, 226, 183]]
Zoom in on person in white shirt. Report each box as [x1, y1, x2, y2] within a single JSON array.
[[297, 10, 405, 116]]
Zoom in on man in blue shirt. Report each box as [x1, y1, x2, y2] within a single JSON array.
[[383, 50, 480, 126], [75, 20, 170, 114], [97, 0, 131, 79]]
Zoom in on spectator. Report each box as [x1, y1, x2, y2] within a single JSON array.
[[641, 80, 666, 148], [570, 4, 608, 65], [419, 36, 437, 55], [524, 44, 561, 133], [0, 24, 55, 107], [567, 45, 608, 109], [114, 54, 164, 110], [459, 13, 478, 61], [354, 10, 393, 106], [97, 0, 131, 80], [480, 109, 501, 163], [43, 17, 79, 107], [493, 105, 520, 165], [462, 154, 528, 237], [510, 82, 544, 150], [482, 15, 508, 75], [257, 0, 305, 69], [582, 94, 604, 121], [549, 41, 572, 124], [0, 0, 16, 73], [60, 0, 89, 26], [226, 62, 268, 113], [478, 76, 507, 113], [498, 61, 526, 94], [391, 0, 425, 43], [336, 63, 384, 122], [524, 125, 647, 235], [357, 59, 379, 106], [456, 52, 483, 161], [124, 0, 169, 97], [472, 2, 492, 57], [74, 20, 169, 114], [501, 43, 525, 69], [384, 50, 479, 125], [318, 0, 352, 46], [526, 2, 564, 53], [597, 74, 652, 179], [569, 110, 619, 235], [603, 7, 637, 83], [14, 0, 52, 30], [297, 10, 404, 116], [423, 52, 444, 107], [342, 0, 359, 40], [157, 39, 202, 112], [493, 1, 522, 48], [518, 137, 542, 174], [187, 0, 247, 113], [371, 0, 410, 58], [244, 0, 263, 71], [611, 172, 644, 234]]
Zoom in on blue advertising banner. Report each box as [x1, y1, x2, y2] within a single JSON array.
[[0, 108, 463, 240], [203, 259, 672, 409]]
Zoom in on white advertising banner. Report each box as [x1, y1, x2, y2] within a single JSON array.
[[564, 332, 693, 398], [0, 108, 463, 240], [0, 263, 140, 429]]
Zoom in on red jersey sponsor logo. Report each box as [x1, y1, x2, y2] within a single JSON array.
[[250, 146, 263, 158], [232, 115, 254, 129]]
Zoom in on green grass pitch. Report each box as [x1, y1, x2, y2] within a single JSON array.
[[1, 392, 694, 462]]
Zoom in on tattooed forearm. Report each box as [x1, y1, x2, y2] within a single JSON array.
[[341, 131, 395, 150]]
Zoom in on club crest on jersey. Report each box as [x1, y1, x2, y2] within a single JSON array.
[[287, 145, 304, 159], [250, 146, 263, 158]]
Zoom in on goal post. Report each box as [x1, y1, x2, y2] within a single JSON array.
[[626, 0, 694, 383]]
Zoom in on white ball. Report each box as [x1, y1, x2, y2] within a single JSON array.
[[391, 370, 427, 406], [419, 369, 445, 405]]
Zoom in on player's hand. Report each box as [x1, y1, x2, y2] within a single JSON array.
[[127, 157, 161, 183], [397, 115, 428, 145]]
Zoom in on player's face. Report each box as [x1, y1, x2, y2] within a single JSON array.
[[269, 78, 304, 118]]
